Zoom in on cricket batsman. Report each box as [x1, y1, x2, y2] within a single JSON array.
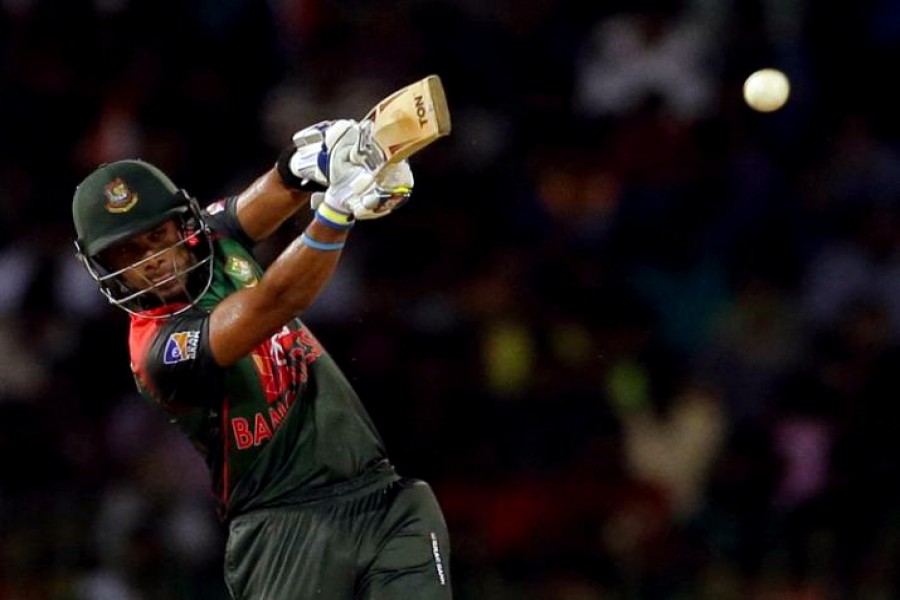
[[71, 120, 452, 599]]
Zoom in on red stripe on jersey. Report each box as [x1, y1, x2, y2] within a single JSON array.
[[128, 303, 190, 396], [129, 315, 165, 395]]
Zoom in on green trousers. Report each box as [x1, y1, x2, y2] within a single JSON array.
[[224, 478, 452, 599]]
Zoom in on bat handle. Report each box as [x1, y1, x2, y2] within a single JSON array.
[[352, 120, 388, 173]]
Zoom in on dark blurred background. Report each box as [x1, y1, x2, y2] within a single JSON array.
[[2, 0, 900, 598]]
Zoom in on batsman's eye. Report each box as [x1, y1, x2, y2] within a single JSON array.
[[106, 243, 139, 264]]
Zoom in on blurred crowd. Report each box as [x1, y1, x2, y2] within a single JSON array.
[[2, 0, 900, 598]]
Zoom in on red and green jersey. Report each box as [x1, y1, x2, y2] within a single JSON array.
[[128, 198, 396, 519]]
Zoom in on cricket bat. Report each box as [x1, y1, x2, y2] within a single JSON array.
[[358, 74, 451, 174]]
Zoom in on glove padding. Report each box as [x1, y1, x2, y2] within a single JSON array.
[[359, 160, 414, 220], [331, 118, 414, 219], [278, 120, 330, 191], [281, 119, 368, 193], [314, 120, 376, 218], [311, 159, 414, 220]]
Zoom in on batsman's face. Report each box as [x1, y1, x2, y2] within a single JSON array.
[[101, 219, 196, 299]]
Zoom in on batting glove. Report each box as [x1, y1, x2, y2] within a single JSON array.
[[276, 120, 330, 192], [310, 159, 414, 222], [277, 119, 371, 193], [305, 121, 376, 227], [350, 160, 414, 220]]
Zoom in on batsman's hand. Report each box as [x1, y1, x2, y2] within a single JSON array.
[[310, 120, 376, 219], [340, 117, 415, 219], [351, 160, 414, 220], [310, 159, 414, 221], [279, 120, 330, 191], [309, 118, 415, 220], [281, 119, 371, 193]]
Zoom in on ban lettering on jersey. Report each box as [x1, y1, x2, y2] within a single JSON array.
[[231, 324, 323, 450]]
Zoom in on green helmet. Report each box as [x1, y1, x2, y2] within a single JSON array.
[[72, 159, 214, 316], [73, 159, 187, 257]]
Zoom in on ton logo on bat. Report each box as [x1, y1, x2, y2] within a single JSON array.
[[415, 94, 428, 127]]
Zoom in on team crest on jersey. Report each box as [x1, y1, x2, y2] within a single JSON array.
[[104, 178, 139, 213], [163, 330, 199, 364], [225, 255, 258, 287]]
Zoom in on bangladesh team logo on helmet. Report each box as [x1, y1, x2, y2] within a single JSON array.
[[103, 178, 139, 213], [72, 159, 215, 317]]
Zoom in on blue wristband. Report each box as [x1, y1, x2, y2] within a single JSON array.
[[300, 232, 345, 251]]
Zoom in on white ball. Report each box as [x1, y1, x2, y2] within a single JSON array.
[[743, 68, 791, 113]]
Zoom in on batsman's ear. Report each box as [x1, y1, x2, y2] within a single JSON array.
[[74, 238, 114, 278]]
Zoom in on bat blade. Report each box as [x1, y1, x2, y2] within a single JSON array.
[[363, 74, 451, 169]]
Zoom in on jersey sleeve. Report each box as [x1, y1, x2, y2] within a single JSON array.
[[203, 196, 254, 248], [133, 311, 224, 409]]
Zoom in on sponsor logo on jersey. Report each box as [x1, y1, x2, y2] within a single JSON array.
[[104, 178, 139, 213], [224, 255, 258, 288], [163, 330, 199, 364]]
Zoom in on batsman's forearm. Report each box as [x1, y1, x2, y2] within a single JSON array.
[[235, 169, 310, 242], [208, 220, 347, 366], [262, 220, 347, 314]]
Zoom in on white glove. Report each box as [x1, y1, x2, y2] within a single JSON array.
[[313, 121, 377, 218], [349, 119, 414, 219], [282, 119, 367, 192], [280, 120, 330, 190], [299, 117, 415, 221], [311, 159, 414, 221], [353, 160, 414, 220]]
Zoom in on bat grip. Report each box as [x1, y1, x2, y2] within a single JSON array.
[[353, 120, 388, 174]]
